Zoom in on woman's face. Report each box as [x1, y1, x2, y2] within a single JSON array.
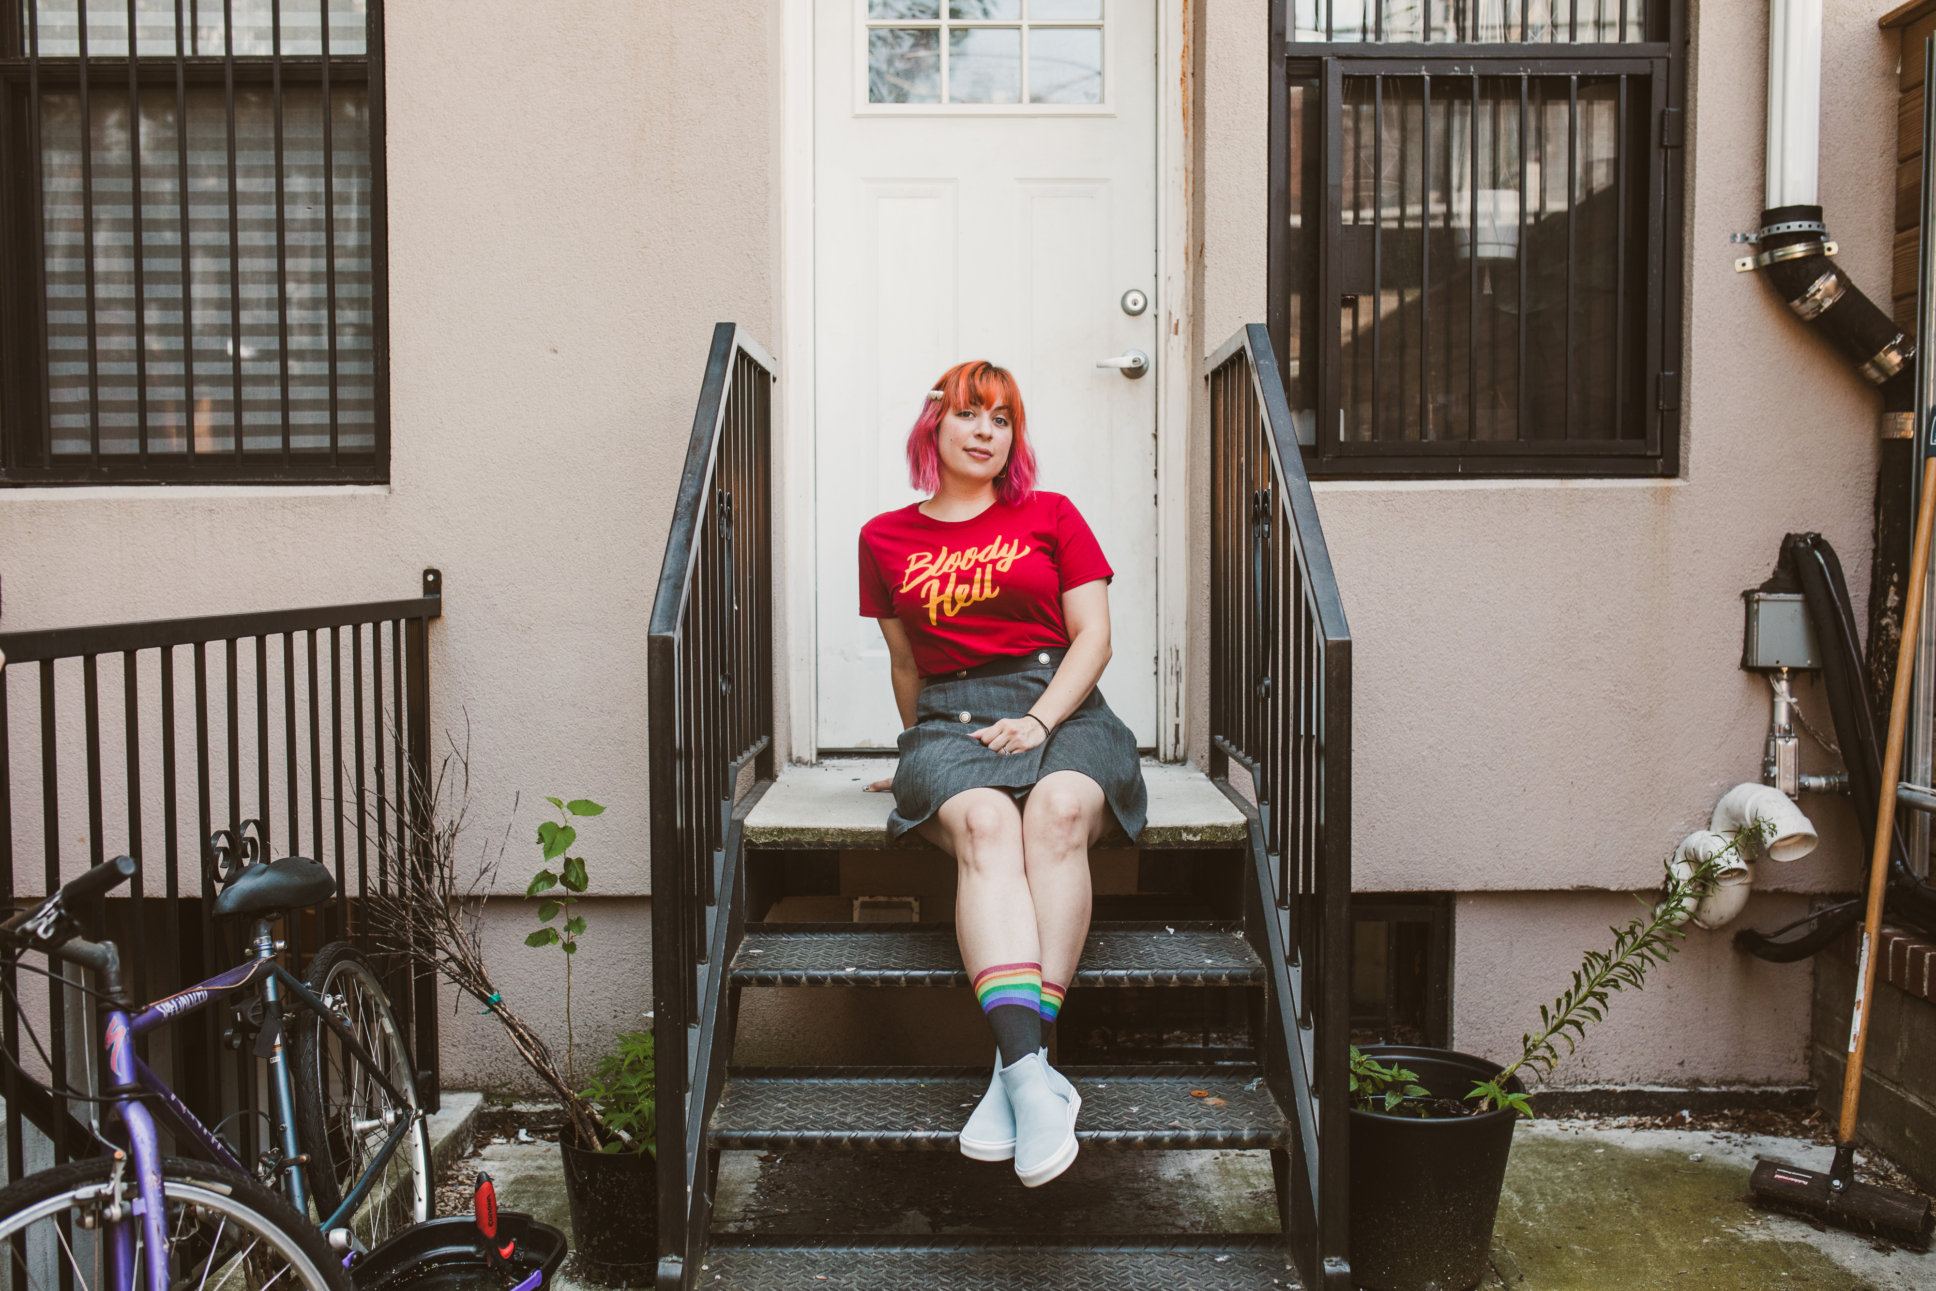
[[934, 402, 1013, 490]]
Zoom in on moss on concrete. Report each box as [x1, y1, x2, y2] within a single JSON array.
[[1491, 1125, 1932, 1290]]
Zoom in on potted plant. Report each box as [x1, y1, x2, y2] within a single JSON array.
[[1345, 822, 1765, 1291], [523, 797, 658, 1268], [365, 752, 656, 1268]]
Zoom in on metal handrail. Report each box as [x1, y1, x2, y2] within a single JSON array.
[[648, 324, 778, 1291], [0, 573, 443, 1174], [1206, 323, 1353, 1290]]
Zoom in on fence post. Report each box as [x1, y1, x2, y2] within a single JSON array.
[[407, 572, 439, 1110]]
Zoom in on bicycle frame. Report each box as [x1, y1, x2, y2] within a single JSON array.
[[117, 951, 418, 1233], [101, 1006, 171, 1291]]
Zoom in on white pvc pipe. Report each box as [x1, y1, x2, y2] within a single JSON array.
[[1766, 0, 1823, 209], [1661, 830, 1757, 930], [1710, 782, 1820, 862], [1693, 878, 1755, 931]]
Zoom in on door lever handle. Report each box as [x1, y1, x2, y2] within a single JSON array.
[[1097, 349, 1150, 379]]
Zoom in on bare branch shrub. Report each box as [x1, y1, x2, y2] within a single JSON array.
[[359, 729, 610, 1150]]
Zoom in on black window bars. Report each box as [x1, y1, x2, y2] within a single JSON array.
[[0, 0, 387, 483], [1273, 0, 1685, 477], [0, 572, 439, 1186]]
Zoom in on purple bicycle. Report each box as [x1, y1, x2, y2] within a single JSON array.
[[0, 852, 430, 1291]]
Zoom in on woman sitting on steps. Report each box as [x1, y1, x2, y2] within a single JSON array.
[[859, 359, 1148, 1188]]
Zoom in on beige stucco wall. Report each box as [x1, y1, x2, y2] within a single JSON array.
[[0, 0, 1908, 1094], [1187, 0, 1899, 1085], [0, 0, 783, 1089]]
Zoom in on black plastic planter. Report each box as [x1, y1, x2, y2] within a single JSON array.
[[559, 1139, 657, 1270], [1349, 1046, 1525, 1291]]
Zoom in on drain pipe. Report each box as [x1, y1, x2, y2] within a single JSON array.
[[1662, 786, 1821, 932], [1739, 0, 1916, 723]]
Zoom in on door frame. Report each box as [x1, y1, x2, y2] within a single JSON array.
[[780, 0, 1194, 764]]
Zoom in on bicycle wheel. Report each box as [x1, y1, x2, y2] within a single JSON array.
[[0, 1154, 352, 1291], [291, 941, 431, 1248]]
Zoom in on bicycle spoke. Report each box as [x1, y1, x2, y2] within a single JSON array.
[[49, 1210, 88, 1291], [193, 1217, 231, 1291]]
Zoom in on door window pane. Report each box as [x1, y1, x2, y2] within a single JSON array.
[[1031, 0, 1102, 16], [865, 1, 1105, 106], [870, 27, 942, 103], [948, 27, 1020, 103], [1028, 26, 1101, 104], [949, 0, 1020, 17]]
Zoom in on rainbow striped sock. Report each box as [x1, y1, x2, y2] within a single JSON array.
[[1038, 980, 1066, 1050], [972, 962, 1043, 1015]]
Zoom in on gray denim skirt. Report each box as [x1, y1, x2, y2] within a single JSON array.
[[888, 655, 1147, 843]]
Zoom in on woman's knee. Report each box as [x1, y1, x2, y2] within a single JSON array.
[[945, 792, 1023, 864], [1025, 782, 1097, 851]]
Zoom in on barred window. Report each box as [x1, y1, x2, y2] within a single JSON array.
[[1273, 0, 1684, 477], [1, 1, 385, 484]]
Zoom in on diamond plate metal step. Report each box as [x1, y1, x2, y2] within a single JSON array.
[[711, 1066, 1289, 1151], [699, 1236, 1302, 1290], [731, 921, 1263, 988]]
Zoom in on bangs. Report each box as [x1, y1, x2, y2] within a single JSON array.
[[939, 364, 1021, 419]]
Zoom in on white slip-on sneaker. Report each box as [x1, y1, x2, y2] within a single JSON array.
[[1000, 1051, 1080, 1187], [958, 1053, 1015, 1161]]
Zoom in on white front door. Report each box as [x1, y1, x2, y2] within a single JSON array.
[[812, 0, 1159, 751]]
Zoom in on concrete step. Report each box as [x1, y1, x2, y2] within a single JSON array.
[[730, 921, 1263, 988], [744, 757, 1247, 851], [710, 1066, 1288, 1152], [699, 1237, 1302, 1289]]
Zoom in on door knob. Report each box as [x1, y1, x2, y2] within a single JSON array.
[[1097, 350, 1150, 379]]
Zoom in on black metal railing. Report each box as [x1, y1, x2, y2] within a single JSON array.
[[0, 573, 441, 1187], [1208, 323, 1353, 1289], [649, 324, 776, 1291]]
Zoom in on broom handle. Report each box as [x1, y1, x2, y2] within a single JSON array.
[[1843, 454, 1936, 1144]]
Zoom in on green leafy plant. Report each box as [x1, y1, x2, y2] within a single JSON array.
[[1351, 822, 1769, 1123], [581, 1030, 656, 1157], [525, 796, 605, 1087], [1466, 820, 1773, 1119], [1350, 1047, 1431, 1115]]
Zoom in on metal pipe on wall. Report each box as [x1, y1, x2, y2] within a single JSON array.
[[1744, 1, 1916, 743], [1765, 0, 1823, 210]]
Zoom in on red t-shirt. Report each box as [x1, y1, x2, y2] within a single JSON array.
[[858, 491, 1114, 675]]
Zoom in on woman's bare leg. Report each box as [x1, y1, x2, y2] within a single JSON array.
[[1020, 770, 1108, 996], [918, 787, 1037, 981]]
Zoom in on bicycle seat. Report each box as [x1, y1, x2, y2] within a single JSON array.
[[212, 856, 338, 918]]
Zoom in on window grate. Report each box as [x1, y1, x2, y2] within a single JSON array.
[[1, 0, 384, 484], [1336, 71, 1649, 446], [1292, 0, 1647, 45], [1271, 0, 1684, 478]]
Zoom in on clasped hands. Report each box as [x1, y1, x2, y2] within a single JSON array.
[[862, 713, 1051, 793]]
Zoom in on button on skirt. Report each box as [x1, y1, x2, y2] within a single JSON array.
[[888, 665, 1148, 842]]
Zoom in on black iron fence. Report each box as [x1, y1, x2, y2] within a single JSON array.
[[1208, 323, 1353, 1286], [649, 324, 776, 1291], [0, 573, 441, 1185]]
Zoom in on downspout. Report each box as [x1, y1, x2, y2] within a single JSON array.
[[1739, 0, 1916, 726]]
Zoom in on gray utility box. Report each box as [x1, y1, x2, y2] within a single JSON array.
[[1742, 591, 1822, 671]]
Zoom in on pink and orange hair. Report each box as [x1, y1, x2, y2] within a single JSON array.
[[905, 360, 1037, 506]]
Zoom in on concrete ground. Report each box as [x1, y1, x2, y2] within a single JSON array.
[[441, 1099, 1936, 1290]]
